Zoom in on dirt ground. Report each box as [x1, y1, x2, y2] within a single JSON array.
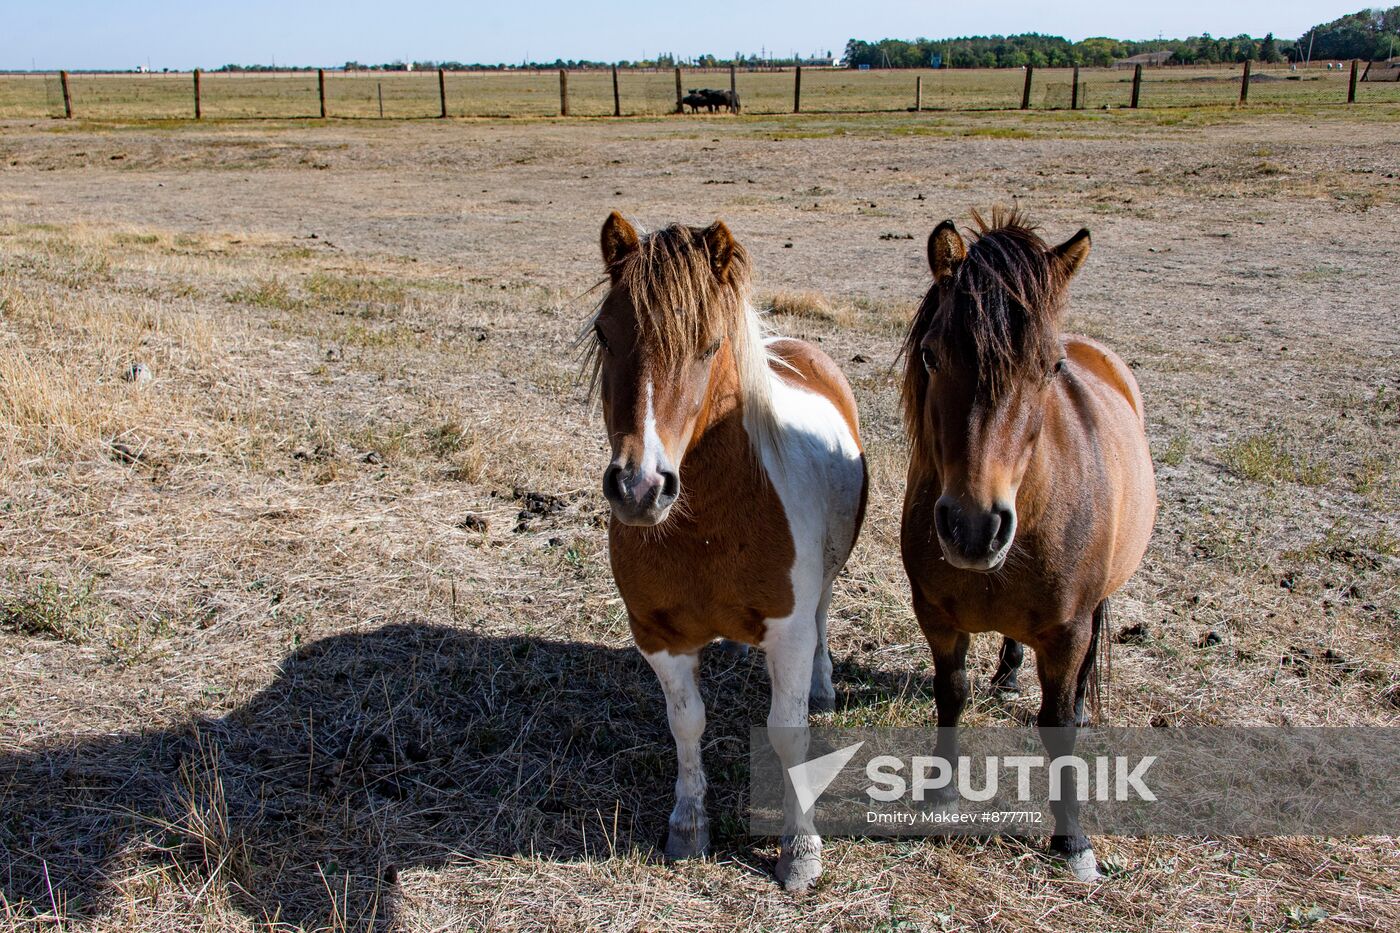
[[1, 106, 1398, 931]]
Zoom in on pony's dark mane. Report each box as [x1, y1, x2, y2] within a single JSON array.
[[901, 208, 1068, 449]]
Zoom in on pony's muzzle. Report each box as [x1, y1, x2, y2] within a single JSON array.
[[604, 462, 680, 526], [934, 495, 1016, 571]]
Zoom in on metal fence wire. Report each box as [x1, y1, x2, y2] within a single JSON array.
[[2, 64, 1396, 120]]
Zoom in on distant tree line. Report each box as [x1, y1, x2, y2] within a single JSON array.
[[842, 33, 1293, 69], [215, 50, 835, 74], [215, 64, 316, 72], [1301, 6, 1400, 60], [843, 5, 1398, 68]]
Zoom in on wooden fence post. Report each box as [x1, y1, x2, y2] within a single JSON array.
[[915, 75, 922, 111], [438, 67, 447, 118], [59, 70, 72, 118], [193, 68, 202, 119], [1348, 59, 1359, 103], [793, 65, 801, 113], [1130, 64, 1142, 108], [729, 62, 736, 104], [1239, 59, 1251, 104], [559, 69, 568, 116], [1020, 65, 1033, 109], [317, 68, 326, 118], [674, 66, 682, 113], [1071, 65, 1080, 110], [377, 81, 383, 118], [612, 64, 621, 116]]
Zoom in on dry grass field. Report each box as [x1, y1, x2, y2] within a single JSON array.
[[3, 64, 1399, 120], [1, 99, 1398, 931]]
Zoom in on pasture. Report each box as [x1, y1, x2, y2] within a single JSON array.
[[3, 64, 1399, 120], [1, 99, 1398, 931]]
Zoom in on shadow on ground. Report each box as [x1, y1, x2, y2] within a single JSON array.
[[0, 622, 931, 927]]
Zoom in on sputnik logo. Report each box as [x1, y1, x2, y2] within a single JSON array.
[[787, 741, 865, 813]]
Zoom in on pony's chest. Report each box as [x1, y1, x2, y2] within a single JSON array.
[[608, 517, 797, 650]]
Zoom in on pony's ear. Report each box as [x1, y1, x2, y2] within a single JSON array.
[[927, 220, 965, 283], [601, 211, 640, 280], [703, 220, 736, 281], [1051, 228, 1091, 277]]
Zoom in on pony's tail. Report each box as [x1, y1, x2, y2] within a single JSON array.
[[1086, 598, 1112, 722]]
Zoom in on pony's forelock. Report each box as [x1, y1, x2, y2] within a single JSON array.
[[579, 223, 783, 465], [901, 208, 1068, 456]]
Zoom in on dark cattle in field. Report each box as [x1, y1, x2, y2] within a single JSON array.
[[697, 88, 741, 113], [682, 92, 707, 113]]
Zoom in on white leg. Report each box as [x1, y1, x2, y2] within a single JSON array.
[[764, 615, 823, 891], [641, 647, 709, 859], [809, 581, 836, 712]]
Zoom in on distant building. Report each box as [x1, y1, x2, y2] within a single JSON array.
[[1114, 51, 1174, 69], [800, 55, 835, 67]]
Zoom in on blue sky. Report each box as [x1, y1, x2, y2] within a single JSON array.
[[1, 1, 1368, 70]]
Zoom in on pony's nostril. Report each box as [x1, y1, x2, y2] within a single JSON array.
[[603, 465, 627, 502], [991, 506, 1016, 551], [655, 469, 680, 508], [934, 497, 955, 544], [986, 510, 1002, 548]]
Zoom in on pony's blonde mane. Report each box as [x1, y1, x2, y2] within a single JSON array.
[[580, 222, 783, 467]]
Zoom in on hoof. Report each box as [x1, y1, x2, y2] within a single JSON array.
[[711, 639, 750, 660], [776, 835, 823, 892], [927, 785, 959, 812], [990, 677, 1021, 697], [1062, 848, 1101, 882], [808, 690, 836, 713], [663, 800, 710, 860], [663, 823, 710, 860]]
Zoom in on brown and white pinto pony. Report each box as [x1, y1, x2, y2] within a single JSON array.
[[585, 212, 867, 891], [900, 210, 1156, 881]]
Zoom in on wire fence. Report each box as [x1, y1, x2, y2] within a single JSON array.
[[2, 63, 1396, 121]]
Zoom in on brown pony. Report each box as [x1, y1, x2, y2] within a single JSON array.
[[900, 209, 1156, 881], [585, 212, 867, 890]]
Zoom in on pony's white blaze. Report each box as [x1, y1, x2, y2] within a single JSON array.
[[632, 379, 667, 501]]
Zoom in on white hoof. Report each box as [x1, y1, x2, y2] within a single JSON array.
[[1064, 848, 1101, 882], [776, 834, 823, 891]]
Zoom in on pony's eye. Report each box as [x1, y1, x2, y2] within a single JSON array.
[[700, 338, 722, 361], [920, 346, 938, 373], [594, 324, 610, 353], [1052, 358, 1066, 376]]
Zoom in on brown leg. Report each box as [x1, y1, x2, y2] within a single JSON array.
[[1035, 619, 1100, 881], [1071, 600, 1107, 727], [915, 600, 970, 807], [991, 637, 1025, 694]]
